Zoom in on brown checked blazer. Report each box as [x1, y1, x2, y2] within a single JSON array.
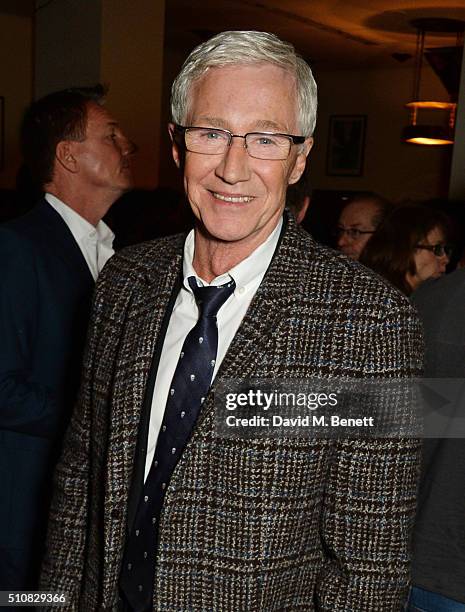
[[41, 214, 423, 611]]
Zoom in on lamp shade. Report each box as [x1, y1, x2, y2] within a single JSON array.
[[402, 124, 454, 145]]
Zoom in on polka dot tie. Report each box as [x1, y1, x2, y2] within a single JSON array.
[[119, 276, 235, 611]]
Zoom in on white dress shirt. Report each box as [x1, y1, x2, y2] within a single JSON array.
[[145, 218, 283, 479], [45, 193, 115, 281]]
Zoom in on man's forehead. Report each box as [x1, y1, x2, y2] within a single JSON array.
[[193, 115, 287, 132], [341, 200, 379, 225], [86, 102, 118, 128], [187, 63, 298, 131]]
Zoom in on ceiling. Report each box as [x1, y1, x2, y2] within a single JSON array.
[[165, 0, 465, 69], [2, 1, 464, 70]]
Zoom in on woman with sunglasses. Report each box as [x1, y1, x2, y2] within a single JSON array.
[[359, 205, 452, 296]]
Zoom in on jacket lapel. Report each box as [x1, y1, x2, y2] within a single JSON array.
[[102, 239, 184, 596], [219, 213, 312, 385], [36, 199, 94, 286], [168, 214, 316, 471]]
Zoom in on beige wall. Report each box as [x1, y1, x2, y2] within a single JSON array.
[[0, 10, 33, 188], [35, 0, 101, 99], [158, 44, 187, 190], [310, 63, 452, 202], [101, 0, 165, 188]]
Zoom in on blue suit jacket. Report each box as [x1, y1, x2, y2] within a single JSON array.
[[0, 199, 94, 588]]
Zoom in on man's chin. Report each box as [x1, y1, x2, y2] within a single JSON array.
[[195, 220, 245, 244]]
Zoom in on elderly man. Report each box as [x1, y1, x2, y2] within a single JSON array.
[[336, 192, 391, 260], [42, 32, 422, 611], [0, 86, 133, 590]]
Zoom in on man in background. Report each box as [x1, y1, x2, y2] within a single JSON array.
[[336, 192, 391, 260], [0, 85, 134, 590]]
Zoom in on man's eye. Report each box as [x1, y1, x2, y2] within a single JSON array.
[[257, 136, 275, 146], [203, 131, 224, 140], [248, 134, 282, 147]]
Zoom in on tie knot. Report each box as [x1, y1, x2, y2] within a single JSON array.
[[188, 276, 235, 318]]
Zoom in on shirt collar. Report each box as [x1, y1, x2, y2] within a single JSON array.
[[182, 217, 283, 295], [45, 193, 114, 247]]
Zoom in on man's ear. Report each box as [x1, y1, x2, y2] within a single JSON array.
[[168, 123, 182, 169], [288, 137, 313, 185], [55, 141, 79, 174]]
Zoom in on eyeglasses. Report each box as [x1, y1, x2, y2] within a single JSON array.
[[334, 226, 375, 240], [174, 125, 306, 160], [416, 244, 452, 257]]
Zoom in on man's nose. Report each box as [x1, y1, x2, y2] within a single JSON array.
[[337, 231, 350, 248], [122, 135, 137, 156], [215, 139, 251, 184]]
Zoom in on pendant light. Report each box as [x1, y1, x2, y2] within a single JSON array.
[[402, 18, 464, 146]]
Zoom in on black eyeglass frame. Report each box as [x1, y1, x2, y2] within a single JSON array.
[[415, 243, 452, 257], [173, 124, 306, 159], [333, 226, 376, 239]]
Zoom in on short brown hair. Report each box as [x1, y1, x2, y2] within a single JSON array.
[[21, 84, 106, 188]]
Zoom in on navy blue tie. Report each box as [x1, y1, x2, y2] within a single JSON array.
[[119, 276, 235, 611]]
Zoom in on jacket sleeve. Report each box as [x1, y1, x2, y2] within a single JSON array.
[[315, 300, 423, 611], [0, 228, 58, 437]]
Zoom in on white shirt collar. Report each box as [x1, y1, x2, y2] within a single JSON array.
[[45, 193, 114, 247], [182, 217, 283, 295]]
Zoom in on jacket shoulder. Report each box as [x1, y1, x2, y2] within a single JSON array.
[[413, 267, 465, 307], [295, 228, 414, 315], [98, 233, 186, 285]]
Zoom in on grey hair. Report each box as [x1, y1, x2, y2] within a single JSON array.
[[170, 30, 317, 137]]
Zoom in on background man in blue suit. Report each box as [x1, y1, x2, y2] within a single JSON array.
[[0, 85, 134, 590]]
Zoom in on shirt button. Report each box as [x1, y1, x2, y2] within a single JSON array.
[[238, 286, 245, 295]]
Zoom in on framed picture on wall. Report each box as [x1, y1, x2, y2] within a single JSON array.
[[326, 115, 366, 176], [0, 97, 4, 171]]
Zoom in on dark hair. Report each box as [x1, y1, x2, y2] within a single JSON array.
[[342, 192, 392, 228], [360, 204, 450, 295], [20, 84, 107, 188]]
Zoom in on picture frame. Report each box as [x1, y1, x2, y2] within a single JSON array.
[[326, 115, 366, 176]]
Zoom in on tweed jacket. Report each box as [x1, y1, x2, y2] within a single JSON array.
[[41, 215, 423, 611]]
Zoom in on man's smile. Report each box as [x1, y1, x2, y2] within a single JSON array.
[[211, 191, 255, 204]]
